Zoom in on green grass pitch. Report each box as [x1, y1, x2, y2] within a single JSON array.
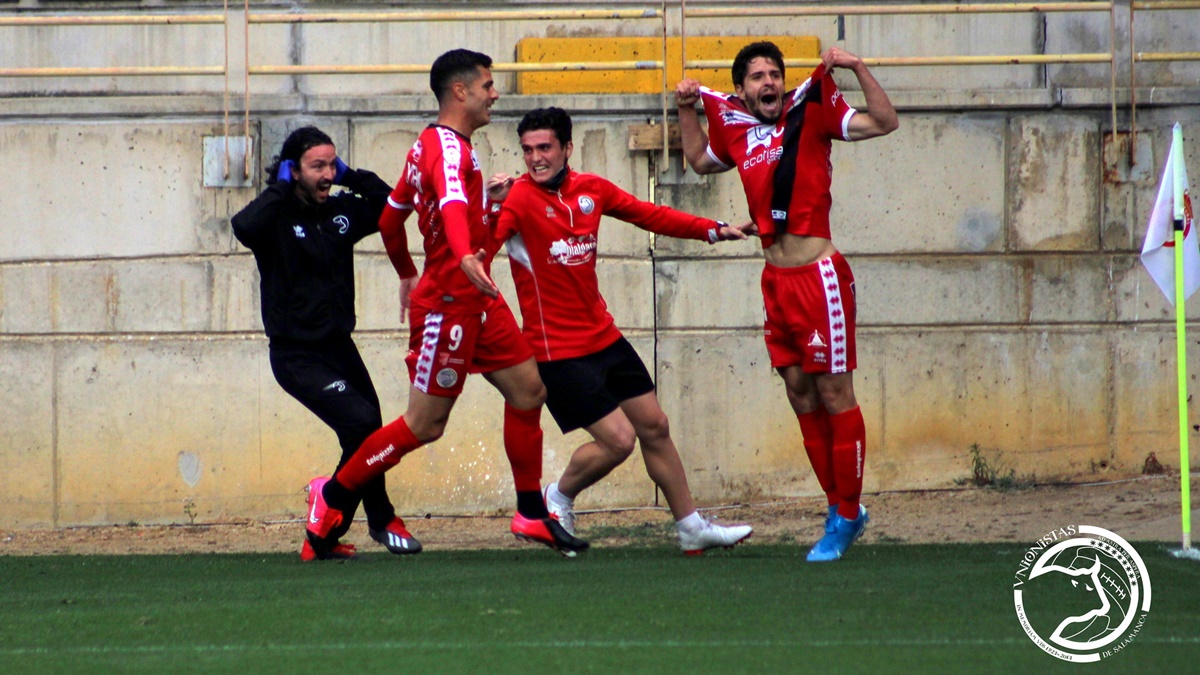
[[2, 543, 1197, 673]]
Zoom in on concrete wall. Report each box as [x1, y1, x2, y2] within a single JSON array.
[[2, 1, 1200, 528]]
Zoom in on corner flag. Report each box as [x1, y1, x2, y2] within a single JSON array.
[[1141, 124, 1199, 305], [1144, 124, 1198, 555]]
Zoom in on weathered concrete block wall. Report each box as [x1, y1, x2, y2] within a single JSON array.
[[2, 1, 1199, 528]]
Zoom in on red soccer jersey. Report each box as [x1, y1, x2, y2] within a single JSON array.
[[701, 63, 856, 247], [389, 124, 493, 313], [495, 170, 721, 362]]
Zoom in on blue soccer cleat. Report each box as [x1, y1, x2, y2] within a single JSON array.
[[823, 504, 837, 534], [806, 504, 837, 557], [806, 505, 868, 562]]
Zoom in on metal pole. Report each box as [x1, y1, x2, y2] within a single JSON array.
[[1109, 0, 1117, 141], [661, 0, 669, 173], [244, 0, 251, 180], [1135, 51, 1200, 61], [681, 0, 688, 81], [1130, 0, 1138, 163], [248, 9, 663, 24], [683, 2, 1112, 18], [223, 0, 231, 180], [248, 61, 666, 76], [1132, 0, 1200, 8], [686, 53, 1113, 69], [0, 15, 224, 26], [0, 66, 224, 77]]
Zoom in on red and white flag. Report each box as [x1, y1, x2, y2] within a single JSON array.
[[1141, 126, 1200, 305]]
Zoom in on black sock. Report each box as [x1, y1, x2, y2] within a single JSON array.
[[516, 490, 549, 519], [322, 477, 357, 512]]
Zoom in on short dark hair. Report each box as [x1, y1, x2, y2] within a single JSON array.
[[429, 49, 493, 103], [517, 107, 572, 146], [732, 41, 785, 89], [267, 125, 333, 183]]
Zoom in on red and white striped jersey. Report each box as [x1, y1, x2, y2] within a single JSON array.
[[701, 63, 856, 247], [388, 124, 493, 313]]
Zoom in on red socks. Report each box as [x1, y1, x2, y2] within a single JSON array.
[[503, 403, 544, 492], [798, 405, 866, 520], [332, 405, 543, 498], [335, 416, 422, 492], [829, 406, 866, 520], [796, 408, 837, 507]]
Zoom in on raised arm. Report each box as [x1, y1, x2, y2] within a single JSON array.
[[335, 159, 393, 222], [823, 47, 899, 141], [675, 78, 730, 175], [230, 180, 290, 251]]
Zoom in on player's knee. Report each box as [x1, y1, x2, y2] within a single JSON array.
[[636, 412, 671, 444], [817, 386, 856, 414], [610, 442, 636, 464], [508, 381, 546, 411], [408, 418, 447, 444], [599, 431, 637, 463], [785, 387, 818, 414], [527, 381, 547, 409]]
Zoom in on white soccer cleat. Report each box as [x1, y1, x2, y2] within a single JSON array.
[[542, 482, 577, 536], [678, 519, 753, 556]]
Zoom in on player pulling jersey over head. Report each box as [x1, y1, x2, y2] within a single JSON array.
[[698, 61, 854, 246], [676, 41, 899, 562]]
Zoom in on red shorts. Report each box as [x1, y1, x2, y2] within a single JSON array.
[[405, 296, 533, 397], [761, 252, 857, 374]]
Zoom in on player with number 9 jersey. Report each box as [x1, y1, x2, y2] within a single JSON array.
[[387, 124, 531, 398]]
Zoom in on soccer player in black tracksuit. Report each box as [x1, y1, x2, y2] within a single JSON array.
[[231, 126, 416, 560]]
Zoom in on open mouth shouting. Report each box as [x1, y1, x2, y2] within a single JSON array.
[[755, 89, 781, 122]]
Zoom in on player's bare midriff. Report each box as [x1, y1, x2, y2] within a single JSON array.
[[763, 232, 838, 268]]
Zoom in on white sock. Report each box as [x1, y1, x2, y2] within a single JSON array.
[[547, 482, 574, 508], [676, 511, 706, 535]]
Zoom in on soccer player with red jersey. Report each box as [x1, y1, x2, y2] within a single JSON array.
[[304, 49, 588, 559], [676, 43, 898, 562], [488, 107, 754, 555]]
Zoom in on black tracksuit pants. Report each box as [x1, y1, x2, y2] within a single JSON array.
[[269, 333, 395, 533]]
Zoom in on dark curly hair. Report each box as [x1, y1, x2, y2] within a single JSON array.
[[516, 107, 572, 146], [266, 126, 333, 184], [732, 41, 785, 89]]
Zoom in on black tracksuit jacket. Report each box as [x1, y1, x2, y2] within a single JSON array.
[[231, 169, 391, 341]]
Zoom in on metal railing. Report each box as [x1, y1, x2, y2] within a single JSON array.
[[1, 1, 1198, 173], [682, 1, 1118, 136], [242, 3, 668, 171], [0, 12, 225, 77], [1130, 0, 1200, 156]]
